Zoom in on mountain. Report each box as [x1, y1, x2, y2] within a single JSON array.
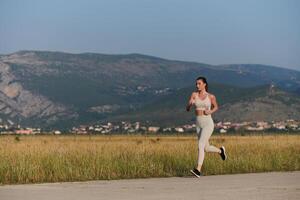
[[0, 50, 299, 128], [215, 85, 300, 122]]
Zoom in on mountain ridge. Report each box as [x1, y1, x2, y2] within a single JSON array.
[[6, 50, 300, 72]]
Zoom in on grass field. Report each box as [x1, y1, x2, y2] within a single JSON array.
[[0, 134, 299, 184]]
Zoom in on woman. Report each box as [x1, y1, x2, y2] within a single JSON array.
[[186, 76, 227, 177]]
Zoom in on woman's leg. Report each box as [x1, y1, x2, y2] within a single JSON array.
[[197, 125, 214, 172], [204, 142, 221, 153]]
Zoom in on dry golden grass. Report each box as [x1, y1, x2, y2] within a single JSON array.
[[0, 134, 299, 184]]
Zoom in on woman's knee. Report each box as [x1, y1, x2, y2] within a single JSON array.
[[204, 145, 210, 152]]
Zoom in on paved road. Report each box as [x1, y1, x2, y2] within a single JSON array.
[[0, 172, 299, 200]]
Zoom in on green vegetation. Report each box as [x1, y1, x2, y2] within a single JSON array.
[[0, 135, 299, 184]]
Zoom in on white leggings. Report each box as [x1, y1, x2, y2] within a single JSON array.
[[196, 115, 220, 166]]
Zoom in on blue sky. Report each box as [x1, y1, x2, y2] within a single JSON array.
[[0, 0, 299, 70]]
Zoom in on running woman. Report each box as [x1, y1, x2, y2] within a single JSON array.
[[186, 76, 227, 177]]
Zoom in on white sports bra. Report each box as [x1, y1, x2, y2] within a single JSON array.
[[194, 93, 211, 111]]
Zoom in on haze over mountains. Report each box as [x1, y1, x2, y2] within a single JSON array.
[[0, 50, 299, 129]]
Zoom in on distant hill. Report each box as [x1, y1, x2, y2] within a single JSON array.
[[0, 50, 299, 128], [215, 85, 300, 122]]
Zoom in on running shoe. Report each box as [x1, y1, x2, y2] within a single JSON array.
[[190, 168, 202, 178], [220, 146, 227, 160]]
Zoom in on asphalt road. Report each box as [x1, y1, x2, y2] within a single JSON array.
[[0, 172, 299, 200]]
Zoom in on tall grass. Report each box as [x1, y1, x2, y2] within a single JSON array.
[[0, 134, 299, 184]]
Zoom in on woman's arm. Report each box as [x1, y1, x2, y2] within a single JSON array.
[[205, 94, 218, 115], [186, 93, 195, 112]]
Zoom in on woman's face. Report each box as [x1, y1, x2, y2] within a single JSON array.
[[196, 79, 206, 91]]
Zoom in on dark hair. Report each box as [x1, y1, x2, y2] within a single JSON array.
[[196, 76, 208, 91]]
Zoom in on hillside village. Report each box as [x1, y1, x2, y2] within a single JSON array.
[[0, 119, 299, 135]]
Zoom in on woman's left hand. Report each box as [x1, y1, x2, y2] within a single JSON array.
[[204, 110, 212, 115]]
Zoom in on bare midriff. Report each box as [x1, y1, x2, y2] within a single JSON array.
[[195, 110, 206, 116]]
